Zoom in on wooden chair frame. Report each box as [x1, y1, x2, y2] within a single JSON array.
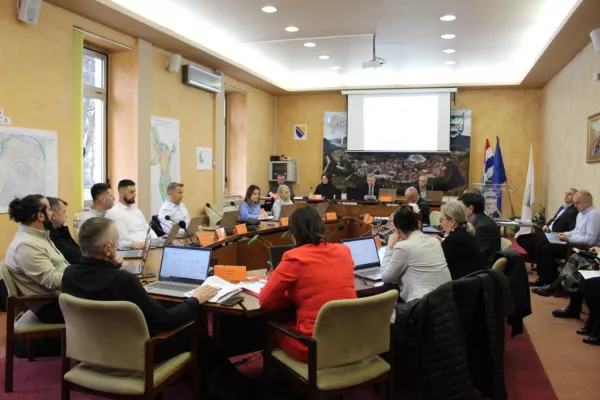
[[61, 319, 200, 400], [264, 321, 394, 400], [4, 292, 64, 393]]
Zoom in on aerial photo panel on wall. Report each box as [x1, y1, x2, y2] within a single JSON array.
[[587, 112, 600, 164], [322, 110, 471, 195]]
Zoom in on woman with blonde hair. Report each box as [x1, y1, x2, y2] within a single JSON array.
[[439, 201, 483, 279], [272, 184, 294, 220]]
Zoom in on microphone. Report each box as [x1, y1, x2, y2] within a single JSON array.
[[326, 199, 344, 219], [205, 202, 224, 219], [178, 220, 201, 247], [230, 201, 239, 209]]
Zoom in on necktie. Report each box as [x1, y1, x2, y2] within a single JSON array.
[[369, 186, 373, 197]]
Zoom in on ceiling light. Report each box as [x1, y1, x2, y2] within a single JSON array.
[[319, 55, 330, 60], [331, 66, 341, 70], [441, 34, 456, 39], [261, 6, 277, 13], [443, 49, 456, 54], [440, 15, 456, 21], [445, 61, 456, 65], [285, 26, 299, 32], [304, 42, 316, 48]]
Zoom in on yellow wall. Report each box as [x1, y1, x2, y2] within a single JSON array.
[[275, 90, 541, 214], [0, 1, 132, 259], [541, 43, 600, 214], [226, 93, 248, 196], [276, 94, 346, 195], [150, 47, 215, 216]]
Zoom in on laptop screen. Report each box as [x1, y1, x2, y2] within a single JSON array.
[[342, 237, 380, 269], [159, 246, 211, 282], [269, 245, 293, 269]]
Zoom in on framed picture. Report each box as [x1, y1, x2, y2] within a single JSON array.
[[587, 112, 600, 164]]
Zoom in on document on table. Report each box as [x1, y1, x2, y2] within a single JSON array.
[[184, 276, 242, 303], [239, 280, 266, 297], [578, 270, 600, 280]]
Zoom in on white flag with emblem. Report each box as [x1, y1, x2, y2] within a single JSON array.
[[517, 145, 535, 236]]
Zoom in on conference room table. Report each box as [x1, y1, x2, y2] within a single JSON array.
[[139, 208, 400, 355], [260, 197, 444, 213]]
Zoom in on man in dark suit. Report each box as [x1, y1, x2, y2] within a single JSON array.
[[363, 173, 380, 200], [405, 187, 430, 225], [517, 188, 578, 260], [458, 192, 501, 268]]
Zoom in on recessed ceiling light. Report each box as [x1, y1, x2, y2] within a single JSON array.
[[445, 61, 456, 65], [443, 49, 456, 54], [440, 15, 456, 21], [441, 34, 456, 39], [285, 26, 299, 32], [261, 6, 277, 13], [318, 55, 330, 60], [304, 42, 316, 48], [331, 66, 341, 70]]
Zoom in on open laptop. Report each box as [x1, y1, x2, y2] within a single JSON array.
[[163, 223, 182, 246], [118, 228, 152, 259], [379, 188, 397, 202], [144, 246, 212, 298], [269, 245, 293, 270], [279, 204, 300, 220], [346, 187, 363, 201], [204, 210, 240, 232], [178, 215, 205, 246], [427, 191, 444, 202], [121, 237, 152, 275], [341, 237, 382, 281]]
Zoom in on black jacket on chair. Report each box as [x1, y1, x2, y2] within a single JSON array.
[[441, 227, 484, 279], [472, 213, 501, 268], [406, 270, 513, 400], [546, 204, 578, 232]]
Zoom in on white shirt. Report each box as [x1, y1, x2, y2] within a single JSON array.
[[106, 201, 157, 248], [381, 230, 451, 302], [158, 200, 191, 237], [78, 208, 105, 228]]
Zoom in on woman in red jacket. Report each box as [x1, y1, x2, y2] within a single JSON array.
[[259, 206, 357, 362]]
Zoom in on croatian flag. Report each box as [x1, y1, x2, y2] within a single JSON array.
[[483, 139, 494, 183]]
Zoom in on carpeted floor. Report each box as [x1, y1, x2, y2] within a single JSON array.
[[0, 324, 556, 400]]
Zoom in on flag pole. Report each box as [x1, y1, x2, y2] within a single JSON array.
[[506, 188, 516, 217]]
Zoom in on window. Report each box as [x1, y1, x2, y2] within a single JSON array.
[[82, 48, 108, 204]]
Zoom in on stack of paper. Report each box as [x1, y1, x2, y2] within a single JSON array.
[[239, 280, 266, 297], [184, 276, 242, 303]]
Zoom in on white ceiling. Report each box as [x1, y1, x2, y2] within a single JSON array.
[[110, 0, 581, 91]]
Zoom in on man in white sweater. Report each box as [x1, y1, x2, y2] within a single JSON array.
[[4, 194, 69, 323]]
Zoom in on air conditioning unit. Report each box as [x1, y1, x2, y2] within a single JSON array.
[[182, 65, 222, 93], [17, 0, 42, 24]]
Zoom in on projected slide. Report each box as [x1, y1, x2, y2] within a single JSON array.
[[363, 95, 439, 151]]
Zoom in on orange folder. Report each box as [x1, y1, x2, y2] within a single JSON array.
[[279, 217, 289, 227], [375, 236, 383, 248], [214, 265, 247, 283], [235, 224, 248, 234], [325, 212, 338, 221], [197, 233, 213, 246], [363, 213, 374, 224], [380, 195, 392, 203], [310, 194, 323, 200]]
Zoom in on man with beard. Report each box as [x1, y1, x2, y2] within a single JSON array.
[[4, 194, 69, 323], [106, 179, 157, 249]]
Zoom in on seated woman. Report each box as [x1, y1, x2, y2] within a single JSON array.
[[272, 185, 294, 220], [259, 206, 357, 362], [439, 202, 483, 279], [239, 184, 265, 219], [314, 174, 336, 199], [381, 204, 451, 302]]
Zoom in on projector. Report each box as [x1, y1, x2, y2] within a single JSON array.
[[362, 59, 384, 69]]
